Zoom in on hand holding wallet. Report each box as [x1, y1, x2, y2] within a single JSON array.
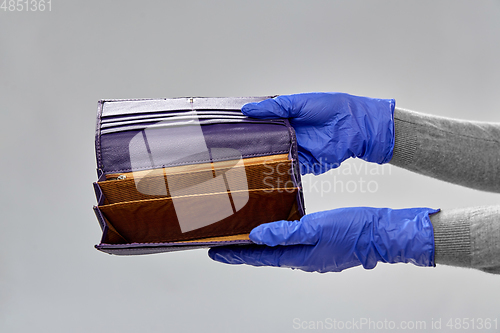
[[242, 92, 396, 175], [209, 207, 438, 273]]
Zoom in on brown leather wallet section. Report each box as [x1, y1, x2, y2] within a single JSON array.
[[98, 153, 301, 244], [98, 155, 293, 205], [100, 188, 300, 244]]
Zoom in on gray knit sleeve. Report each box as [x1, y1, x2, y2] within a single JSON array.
[[430, 207, 500, 274], [390, 107, 500, 193], [389, 107, 500, 273]]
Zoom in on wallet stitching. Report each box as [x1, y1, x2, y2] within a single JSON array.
[[284, 118, 306, 216], [96, 101, 104, 170]]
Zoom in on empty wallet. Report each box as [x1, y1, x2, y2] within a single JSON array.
[[93, 96, 305, 255]]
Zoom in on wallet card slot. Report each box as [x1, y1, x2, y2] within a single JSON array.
[[98, 155, 293, 204], [101, 114, 248, 129], [101, 110, 248, 124], [100, 118, 285, 135], [99, 188, 299, 244], [100, 97, 275, 118]]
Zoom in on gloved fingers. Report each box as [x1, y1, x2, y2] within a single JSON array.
[[249, 219, 320, 246], [208, 245, 284, 266], [208, 244, 316, 271], [242, 94, 331, 121], [241, 97, 290, 119]]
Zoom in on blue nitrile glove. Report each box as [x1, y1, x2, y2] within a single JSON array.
[[208, 207, 438, 273], [242, 92, 395, 175]]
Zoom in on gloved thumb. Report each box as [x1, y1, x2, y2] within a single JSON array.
[[249, 219, 320, 246], [241, 97, 291, 119]]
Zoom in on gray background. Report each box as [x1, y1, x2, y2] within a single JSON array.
[[1, 1, 500, 332]]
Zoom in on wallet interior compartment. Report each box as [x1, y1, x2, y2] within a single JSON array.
[[99, 97, 282, 135], [99, 187, 299, 244], [98, 154, 293, 205], [99, 112, 287, 135]]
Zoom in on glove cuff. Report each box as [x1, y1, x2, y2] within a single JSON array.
[[385, 208, 439, 267], [366, 207, 438, 268], [359, 98, 395, 164]]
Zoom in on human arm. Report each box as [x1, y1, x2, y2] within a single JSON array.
[[391, 107, 500, 192], [390, 107, 500, 273]]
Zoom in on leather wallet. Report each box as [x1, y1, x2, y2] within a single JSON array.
[[93, 97, 305, 255]]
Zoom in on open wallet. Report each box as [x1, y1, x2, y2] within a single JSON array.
[[93, 96, 305, 255]]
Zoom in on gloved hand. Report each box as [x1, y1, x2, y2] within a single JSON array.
[[242, 92, 395, 175], [208, 207, 438, 273]]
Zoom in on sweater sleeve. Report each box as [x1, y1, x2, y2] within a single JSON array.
[[389, 107, 500, 273]]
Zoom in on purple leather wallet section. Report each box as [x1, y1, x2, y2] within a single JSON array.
[[99, 122, 292, 175], [95, 96, 285, 175], [94, 97, 305, 255]]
